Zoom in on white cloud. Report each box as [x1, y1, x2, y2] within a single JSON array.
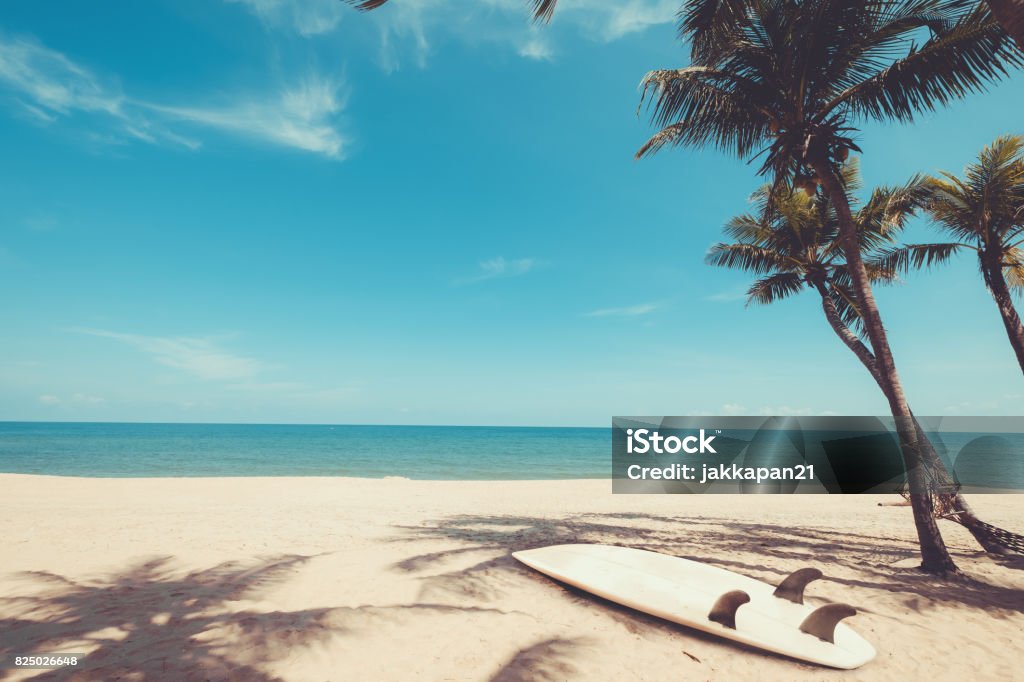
[[38, 394, 60, 405], [584, 0, 680, 41], [706, 287, 749, 302], [21, 101, 57, 123], [0, 32, 348, 158], [148, 77, 348, 158], [585, 302, 658, 317], [75, 328, 266, 381], [721, 402, 746, 416], [359, 0, 676, 70], [0, 35, 122, 117], [457, 256, 537, 284], [519, 36, 554, 60], [227, 0, 346, 36]]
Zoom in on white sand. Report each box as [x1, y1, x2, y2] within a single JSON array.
[[0, 474, 1021, 681]]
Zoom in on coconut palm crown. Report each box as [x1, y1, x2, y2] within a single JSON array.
[[706, 161, 920, 336], [877, 134, 1024, 371], [637, 0, 1020, 185]]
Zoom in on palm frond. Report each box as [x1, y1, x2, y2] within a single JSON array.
[[636, 67, 772, 159], [1005, 260, 1024, 293], [345, 0, 389, 9], [706, 242, 796, 274], [871, 242, 967, 272], [722, 212, 774, 243], [831, 4, 1022, 123], [747, 272, 806, 305], [832, 261, 900, 287], [857, 173, 932, 237], [828, 280, 869, 335], [680, 0, 764, 64]]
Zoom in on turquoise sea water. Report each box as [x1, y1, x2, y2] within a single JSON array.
[[0, 422, 608, 479], [2, 422, 1020, 487]]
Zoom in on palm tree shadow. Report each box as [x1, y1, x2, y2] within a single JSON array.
[[0, 554, 342, 681], [489, 637, 591, 682], [390, 512, 1024, 616]]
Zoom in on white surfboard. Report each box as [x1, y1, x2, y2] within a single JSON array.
[[513, 544, 875, 670]]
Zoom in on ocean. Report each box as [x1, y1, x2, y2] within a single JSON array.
[[2, 421, 1020, 488], [0, 422, 609, 479]]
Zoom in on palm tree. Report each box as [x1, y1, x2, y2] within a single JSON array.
[[637, 0, 1020, 574], [877, 135, 1024, 374], [706, 162, 906, 387], [712, 163, 1017, 554]]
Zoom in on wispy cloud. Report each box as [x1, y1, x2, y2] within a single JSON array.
[[518, 37, 554, 61], [585, 302, 659, 317], [148, 77, 348, 158], [456, 256, 537, 284], [706, 287, 749, 303], [0, 35, 122, 116], [75, 328, 266, 381], [226, 0, 346, 36], [355, 0, 676, 70], [0, 32, 349, 158], [588, 0, 680, 41]]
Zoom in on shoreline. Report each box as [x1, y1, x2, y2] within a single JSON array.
[[0, 473, 612, 481], [1, 475, 1021, 680]]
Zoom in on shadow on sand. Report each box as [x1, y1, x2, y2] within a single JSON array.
[[390, 511, 1024, 617], [1, 554, 331, 681], [4, 511, 1021, 680], [0, 554, 510, 681]]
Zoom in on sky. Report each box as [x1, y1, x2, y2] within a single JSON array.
[[0, 0, 1022, 426]]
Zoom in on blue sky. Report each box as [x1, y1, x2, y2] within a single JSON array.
[[1, 0, 1022, 426]]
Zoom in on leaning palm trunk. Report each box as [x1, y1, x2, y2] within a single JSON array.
[[982, 251, 1024, 373], [811, 160, 959, 574], [812, 281, 1016, 555], [987, 0, 1024, 50], [812, 281, 884, 386]]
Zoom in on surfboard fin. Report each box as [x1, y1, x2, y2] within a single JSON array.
[[798, 603, 857, 643], [773, 567, 823, 604], [708, 589, 750, 630]]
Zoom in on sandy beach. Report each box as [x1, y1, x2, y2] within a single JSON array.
[[0, 475, 1021, 681]]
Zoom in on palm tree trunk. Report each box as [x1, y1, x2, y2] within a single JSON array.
[[987, 0, 1024, 51], [811, 159, 959, 575], [813, 282, 1012, 555], [813, 282, 884, 386], [982, 253, 1024, 374]]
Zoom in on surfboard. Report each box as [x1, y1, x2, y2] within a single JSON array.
[[512, 544, 875, 670]]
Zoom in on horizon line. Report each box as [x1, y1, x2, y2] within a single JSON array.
[[0, 419, 609, 429]]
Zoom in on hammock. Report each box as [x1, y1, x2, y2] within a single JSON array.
[[899, 467, 1024, 555]]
